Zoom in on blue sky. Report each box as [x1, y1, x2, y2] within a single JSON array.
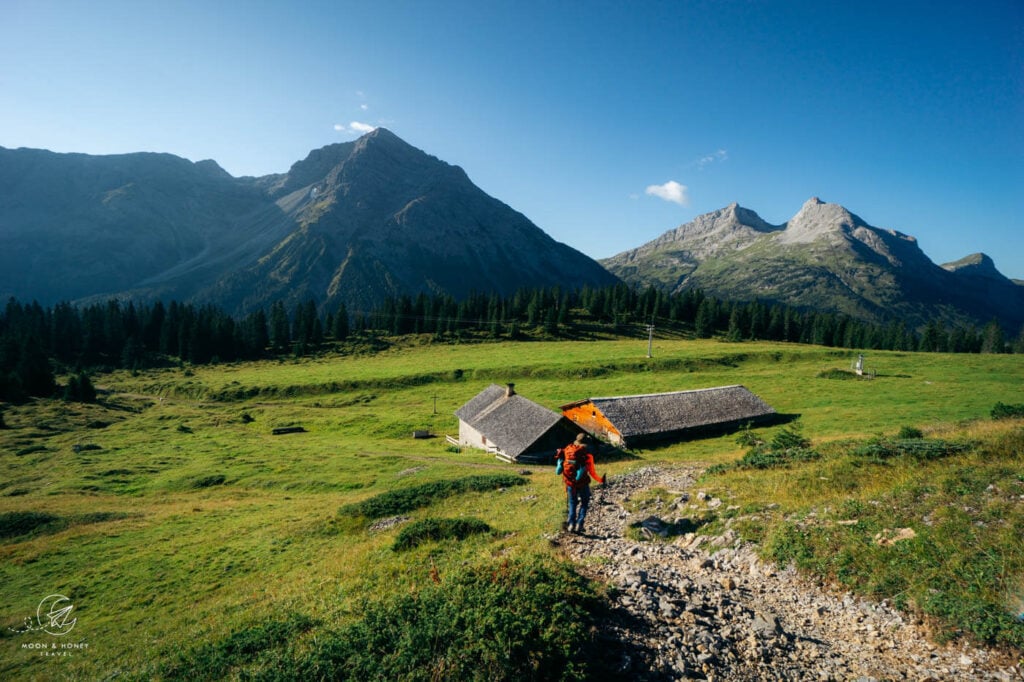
[[3, 0, 1022, 278]]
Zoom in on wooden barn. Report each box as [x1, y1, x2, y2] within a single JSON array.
[[560, 385, 776, 448], [455, 383, 581, 463]]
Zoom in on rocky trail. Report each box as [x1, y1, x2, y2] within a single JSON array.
[[552, 466, 1021, 681]]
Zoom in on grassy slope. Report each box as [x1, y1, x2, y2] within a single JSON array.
[[1, 339, 1022, 678]]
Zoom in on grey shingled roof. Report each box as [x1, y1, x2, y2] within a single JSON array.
[[456, 384, 565, 459], [584, 385, 775, 439]]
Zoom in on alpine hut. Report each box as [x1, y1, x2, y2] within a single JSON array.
[[455, 383, 580, 463], [560, 385, 776, 448]]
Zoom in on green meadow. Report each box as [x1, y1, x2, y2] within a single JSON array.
[[1, 338, 1022, 679]]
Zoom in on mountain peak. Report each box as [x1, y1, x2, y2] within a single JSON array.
[[780, 197, 864, 244], [942, 252, 1007, 281], [354, 126, 399, 147]]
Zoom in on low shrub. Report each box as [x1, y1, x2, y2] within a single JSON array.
[[737, 447, 820, 469], [771, 425, 811, 451], [0, 511, 65, 540], [74, 511, 130, 525], [392, 518, 491, 551], [734, 422, 764, 448], [896, 425, 924, 439], [191, 474, 227, 489], [306, 558, 600, 681], [702, 462, 731, 477], [0, 511, 130, 542], [853, 438, 974, 461], [162, 558, 605, 682], [991, 402, 1024, 420], [339, 474, 527, 520], [732, 424, 819, 470], [816, 368, 859, 380], [160, 613, 316, 680]]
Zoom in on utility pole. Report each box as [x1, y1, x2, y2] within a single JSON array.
[[646, 323, 655, 358]]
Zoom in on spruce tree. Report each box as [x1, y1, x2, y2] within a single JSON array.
[[332, 302, 350, 341]]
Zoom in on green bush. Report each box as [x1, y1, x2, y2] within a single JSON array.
[[291, 558, 600, 681], [734, 422, 764, 448], [339, 474, 527, 520], [392, 518, 492, 551], [0, 511, 129, 542], [702, 462, 731, 477], [853, 438, 974, 461], [191, 474, 227, 489], [737, 447, 820, 469], [0, 511, 65, 540], [771, 424, 811, 451], [160, 613, 316, 680], [991, 402, 1024, 420], [163, 558, 604, 682], [816, 368, 859, 380], [896, 425, 924, 439], [731, 425, 819, 470]]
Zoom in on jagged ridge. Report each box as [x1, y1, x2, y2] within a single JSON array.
[[603, 198, 1023, 332]]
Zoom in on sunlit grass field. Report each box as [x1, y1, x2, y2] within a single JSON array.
[[1, 338, 1022, 679]]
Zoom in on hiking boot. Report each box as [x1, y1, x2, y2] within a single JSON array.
[[575, 525, 585, 535], [561, 522, 569, 532]]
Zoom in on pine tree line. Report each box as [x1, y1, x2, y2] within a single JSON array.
[[0, 297, 350, 402], [1, 285, 1019, 403], [355, 283, 1018, 355]]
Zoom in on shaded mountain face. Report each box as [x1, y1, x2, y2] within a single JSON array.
[[0, 130, 617, 314], [602, 197, 1024, 332], [198, 128, 618, 314], [0, 147, 281, 305]]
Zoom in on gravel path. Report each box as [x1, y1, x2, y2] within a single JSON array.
[[553, 465, 1021, 681]]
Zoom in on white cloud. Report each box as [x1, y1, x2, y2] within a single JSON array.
[[696, 149, 728, 169], [645, 180, 690, 206], [334, 121, 378, 135], [360, 103, 369, 111]]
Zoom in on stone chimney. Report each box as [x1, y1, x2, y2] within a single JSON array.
[[505, 383, 516, 397]]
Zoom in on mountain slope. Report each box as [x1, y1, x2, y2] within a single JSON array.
[[0, 131, 617, 314], [193, 129, 618, 314], [0, 147, 284, 304], [603, 198, 1024, 332]]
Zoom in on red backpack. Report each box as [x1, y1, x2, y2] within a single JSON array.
[[560, 443, 589, 488]]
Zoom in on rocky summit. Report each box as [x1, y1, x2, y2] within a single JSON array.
[[602, 198, 1024, 333], [0, 130, 617, 315]]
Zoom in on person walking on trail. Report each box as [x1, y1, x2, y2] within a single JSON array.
[[555, 433, 605, 534]]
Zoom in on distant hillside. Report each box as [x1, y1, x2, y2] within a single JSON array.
[[602, 198, 1024, 333], [0, 147, 279, 305], [0, 130, 617, 315]]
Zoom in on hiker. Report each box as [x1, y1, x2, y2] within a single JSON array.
[[555, 433, 605, 534]]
